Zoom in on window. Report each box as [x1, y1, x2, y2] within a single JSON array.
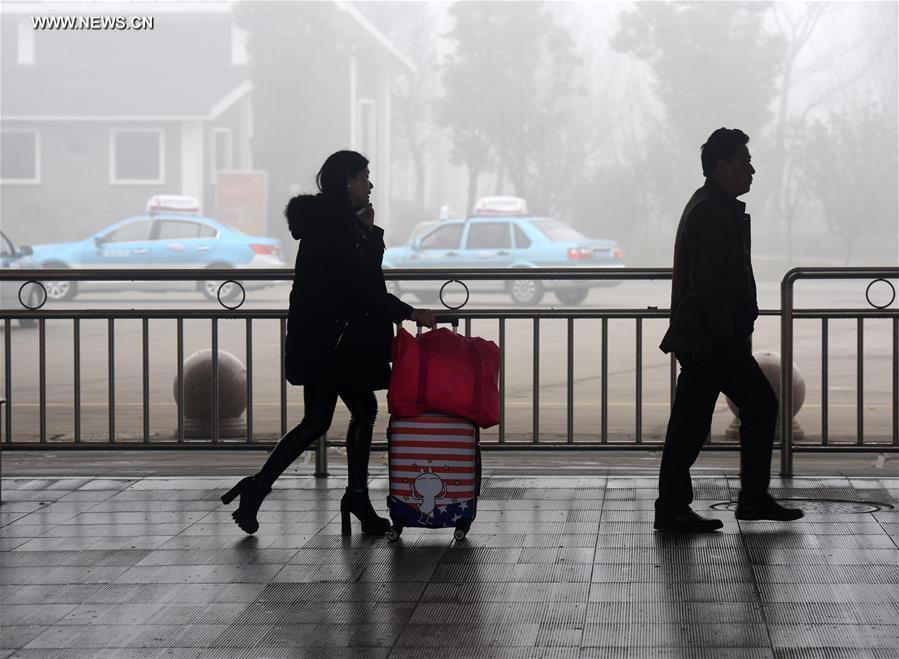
[[530, 219, 585, 241], [105, 220, 153, 243], [156, 220, 203, 240], [1, 130, 39, 183], [111, 129, 164, 183], [420, 224, 463, 250], [514, 225, 532, 249], [198, 224, 217, 239], [466, 223, 511, 249]]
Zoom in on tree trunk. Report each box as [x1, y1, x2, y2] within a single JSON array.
[[466, 165, 480, 217]]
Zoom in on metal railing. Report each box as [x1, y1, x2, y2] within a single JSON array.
[[780, 267, 899, 476], [1, 267, 897, 478]]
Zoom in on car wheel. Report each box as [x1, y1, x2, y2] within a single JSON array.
[[42, 264, 77, 301], [509, 279, 544, 305], [554, 288, 589, 306], [201, 278, 242, 303], [17, 286, 42, 328]]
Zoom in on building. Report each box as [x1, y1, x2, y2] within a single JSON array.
[[0, 1, 414, 250]]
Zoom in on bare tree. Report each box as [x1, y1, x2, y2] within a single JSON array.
[[765, 2, 895, 263], [358, 2, 442, 210]]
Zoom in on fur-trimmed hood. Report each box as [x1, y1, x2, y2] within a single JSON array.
[[283, 193, 351, 240]]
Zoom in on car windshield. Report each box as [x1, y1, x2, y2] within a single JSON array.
[[530, 219, 585, 241], [1, 232, 14, 258], [419, 223, 463, 249], [409, 222, 438, 243]]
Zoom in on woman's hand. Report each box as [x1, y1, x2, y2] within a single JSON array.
[[409, 308, 436, 329], [356, 203, 375, 227]]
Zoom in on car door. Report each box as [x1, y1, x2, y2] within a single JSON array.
[[148, 219, 211, 268], [459, 221, 513, 292], [79, 218, 153, 293], [82, 219, 153, 268], [144, 219, 214, 291], [410, 222, 464, 295]]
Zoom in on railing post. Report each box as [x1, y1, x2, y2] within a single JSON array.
[[314, 433, 328, 477], [176, 318, 184, 443], [279, 317, 287, 437], [498, 317, 505, 444], [601, 317, 608, 444], [567, 317, 574, 443], [821, 318, 828, 446], [142, 317, 150, 443], [211, 318, 220, 444], [532, 318, 540, 444], [635, 317, 642, 444], [246, 318, 253, 444], [780, 271, 794, 477], [73, 318, 80, 444], [4, 318, 10, 445], [108, 318, 115, 444], [857, 318, 864, 446], [38, 318, 46, 444], [893, 316, 898, 448]]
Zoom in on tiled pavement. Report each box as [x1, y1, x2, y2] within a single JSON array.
[[1, 474, 897, 658]]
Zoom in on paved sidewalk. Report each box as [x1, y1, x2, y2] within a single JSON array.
[[1, 473, 898, 658]]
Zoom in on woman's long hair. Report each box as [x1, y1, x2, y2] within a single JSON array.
[[316, 150, 369, 207]]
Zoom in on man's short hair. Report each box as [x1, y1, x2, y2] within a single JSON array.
[[701, 128, 749, 177]]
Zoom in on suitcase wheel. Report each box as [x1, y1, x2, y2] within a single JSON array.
[[453, 528, 467, 541], [387, 525, 402, 542]]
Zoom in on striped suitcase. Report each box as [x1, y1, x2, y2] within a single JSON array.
[[385, 412, 481, 541]]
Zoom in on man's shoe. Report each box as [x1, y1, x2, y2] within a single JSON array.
[[735, 495, 804, 521], [653, 508, 724, 533]]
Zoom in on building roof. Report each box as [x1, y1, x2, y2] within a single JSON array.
[[2, 1, 416, 73], [335, 2, 416, 74], [1, 64, 250, 120], [0, 0, 413, 120]]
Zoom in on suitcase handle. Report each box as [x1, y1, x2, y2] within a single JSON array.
[[415, 315, 459, 334]]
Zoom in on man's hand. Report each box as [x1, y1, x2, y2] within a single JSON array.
[[409, 308, 436, 329]]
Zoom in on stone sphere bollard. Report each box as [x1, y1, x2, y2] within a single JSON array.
[[173, 349, 247, 438], [725, 350, 805, 441]]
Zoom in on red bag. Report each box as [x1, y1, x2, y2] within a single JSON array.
[[388, 326, 500, 429]]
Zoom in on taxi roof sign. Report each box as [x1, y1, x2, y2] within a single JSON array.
[[471, 196, 528, 216], [146, 195, 200, 215]]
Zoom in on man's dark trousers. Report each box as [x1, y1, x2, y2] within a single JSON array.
[[656, 337, 779, 513]]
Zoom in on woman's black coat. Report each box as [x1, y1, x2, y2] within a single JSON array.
[[284, 193, 413, 392]]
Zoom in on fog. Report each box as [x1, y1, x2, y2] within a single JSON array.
[[1, 1, 897, 282], [0, 2, 896, 443]]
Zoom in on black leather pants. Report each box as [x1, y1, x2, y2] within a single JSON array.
[[256, 385, 378, 492]]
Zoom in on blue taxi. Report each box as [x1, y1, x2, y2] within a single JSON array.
[[384, 197, 625, 305], [30, 196, 284, 301]]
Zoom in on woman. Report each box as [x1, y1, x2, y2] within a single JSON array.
[[221, 150, 436, 535]]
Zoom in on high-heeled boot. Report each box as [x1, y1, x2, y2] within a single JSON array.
[[221, 475, 271, 534], [340, 488, 390, 535]]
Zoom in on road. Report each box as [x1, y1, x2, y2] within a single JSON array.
[[1, 278, 896, 444]]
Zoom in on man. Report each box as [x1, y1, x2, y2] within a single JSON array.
[[655, 128, 803, 533]]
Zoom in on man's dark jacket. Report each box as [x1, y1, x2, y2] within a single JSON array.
[[659, 179, 758, 358], [284, 193, 413, 391]]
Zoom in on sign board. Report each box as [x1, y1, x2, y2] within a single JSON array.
[[215, 170, 268, 236], [147, 195, 199, 215], [472, 196, 528, 216]]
